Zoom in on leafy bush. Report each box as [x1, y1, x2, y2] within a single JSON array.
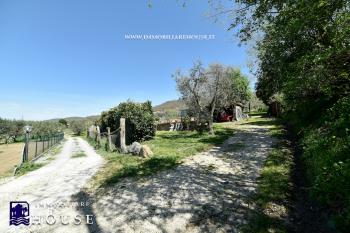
[[302, 96, 350, 231], [58, 119, 68, 126], [69, 120, 85, 136], [100, 100, 156, 145]]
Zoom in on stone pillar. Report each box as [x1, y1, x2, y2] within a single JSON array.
[[120, 118, 126, 153]]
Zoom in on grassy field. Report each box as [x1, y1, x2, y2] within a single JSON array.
[[0, 143, 24, 177], [87, 122, 237, 188]]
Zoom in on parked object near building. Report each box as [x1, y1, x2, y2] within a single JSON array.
[[217, 112, 233, 122]]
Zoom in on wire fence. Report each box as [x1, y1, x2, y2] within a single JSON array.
[[87, 118, 126, 152], [88, 125, 121, 151], [24, 133, 65, 162]]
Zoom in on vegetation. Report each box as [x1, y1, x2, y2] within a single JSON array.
[[0, 118, 64, 144], [58, 118, 68, 126], [175, 62, 251, 134], [45, 143, 64, 161], [69, 120, 86, 136], [207, 0, 350, 230], [15, 162, 46, 176], [247, 93, 267, 113], [87, 122, 236, 188], [0, 118, 25, 143], [99, 100, 157, 144], [302, 96, 350, 230], [72, 151, 87, 158], [153, 99, 186, 112]]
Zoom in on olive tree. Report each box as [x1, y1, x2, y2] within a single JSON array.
[[175, 62, 250, 134], [69, 120, 85, 136]]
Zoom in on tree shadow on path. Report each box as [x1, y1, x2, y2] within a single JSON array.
[[87, 125, 276, 232]]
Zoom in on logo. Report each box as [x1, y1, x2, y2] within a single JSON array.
[[9, 201, 30, 226]]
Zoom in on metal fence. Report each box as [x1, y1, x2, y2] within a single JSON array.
[[23, 133, 64, 162]]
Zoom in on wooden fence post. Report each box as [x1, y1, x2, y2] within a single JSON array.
[[35, 140, 38, 157], [107, 127, 112, 151], [96, 126, 101, 148], [24, 131, 29, 162], [120, 118, 126, 153]]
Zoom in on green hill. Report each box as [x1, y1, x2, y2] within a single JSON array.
[[47, 115, 99, 122], [153, 99, 186, 112]]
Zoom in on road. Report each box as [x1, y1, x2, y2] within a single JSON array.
[[0, 137, 103, 233]]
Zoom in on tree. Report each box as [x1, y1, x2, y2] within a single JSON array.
[[69, 120, 85, 136], [248, 92, 267, 112], [58, 119, 68, 127], [175, 62, 251, 134], [224, 67, 252, 111], [0, 118, 64, 142], [0, 118, 13, 143], [99, 100, 157, 144], [30, 121, 63, 137], [211, 0, 349, 122], [175, 62, 222, 134]]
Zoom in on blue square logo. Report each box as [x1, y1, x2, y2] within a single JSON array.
[[9, 201, 30, 226]]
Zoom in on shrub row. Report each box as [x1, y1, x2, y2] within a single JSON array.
[[302, 96, 350, 230]]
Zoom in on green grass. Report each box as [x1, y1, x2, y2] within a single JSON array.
[[38, 140, 64, 162], [87, 122, 237, 188], [15, 162, 46, 176], [72, 151, 87, 158], [14, 141, 64, 175], [242, 116, 294, 233]]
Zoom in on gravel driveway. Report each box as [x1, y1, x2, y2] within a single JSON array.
[[0, 137, 103, 233], [0, 121, 275, 233], [86, 123, 276, 233]]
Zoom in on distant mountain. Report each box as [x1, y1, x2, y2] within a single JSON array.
[[47, 115, 99, 122], [153, 99, 186, 112], [47, 100, 186, 122]]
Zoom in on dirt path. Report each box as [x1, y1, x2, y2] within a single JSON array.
[[83, 122, 276, 233], [0, 121, 276, 233], [0, 137, 103, 233]]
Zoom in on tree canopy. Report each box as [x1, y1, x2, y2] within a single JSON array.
[[220, 0, 349, 123], [0, 118, 64, 143], [175, 62, 251, 134], [99, 100, 157, 144]]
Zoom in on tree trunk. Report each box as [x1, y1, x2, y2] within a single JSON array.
[[208, 104, 216, 135]]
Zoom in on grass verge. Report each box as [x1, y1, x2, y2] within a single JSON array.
[[15, 141, 64, 176], [15, 162, 46, 176], [72, 151, 87, 158], [87, 122, 237, 188], [242, 116, 294, 233]]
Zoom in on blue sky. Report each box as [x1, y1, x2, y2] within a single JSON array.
[[0, 0, 253, 120]]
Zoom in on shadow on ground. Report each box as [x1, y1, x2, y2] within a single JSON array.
[[81, 124, 276, 232], [72, 191, 104, 233]]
